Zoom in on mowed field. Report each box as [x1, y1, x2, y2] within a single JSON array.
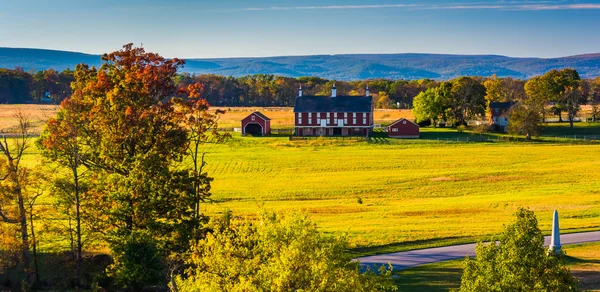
[[199, 135, 600, 254]]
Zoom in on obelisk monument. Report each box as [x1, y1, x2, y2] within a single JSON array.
[[549, 209, 562, 254]]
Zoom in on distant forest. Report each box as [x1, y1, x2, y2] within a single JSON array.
[[0, 67, 598, 110]]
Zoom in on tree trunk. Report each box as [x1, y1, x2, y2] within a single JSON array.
[[73, 166, 82, 288], [17, 189, 32, 286], [29, 211, 40, 287], [558, 112, 563, 123]]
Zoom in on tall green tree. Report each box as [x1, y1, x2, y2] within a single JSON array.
[[412, 85, 450, 127], [449, 77, 487, 126], [460, 208, 578, 292]]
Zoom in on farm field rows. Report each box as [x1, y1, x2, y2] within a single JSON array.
[[199, 135, 600, 254]]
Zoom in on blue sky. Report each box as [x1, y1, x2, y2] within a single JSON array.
[[1, 0, 599, 58]]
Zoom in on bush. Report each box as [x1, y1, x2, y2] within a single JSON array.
[[108, 232, 167, 291], [457, 125, 467, 132], [459, 208, 578, 292], [416, 119, 431, 127], [175, 211, 396, 292]]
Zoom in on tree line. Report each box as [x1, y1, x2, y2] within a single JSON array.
[[0, 65, 436, 108], [412, 71, 600, 138]]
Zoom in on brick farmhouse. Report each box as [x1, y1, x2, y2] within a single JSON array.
[[293, 84, 374, 137]]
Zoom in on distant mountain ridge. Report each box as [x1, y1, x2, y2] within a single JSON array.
[[1, 47, 599, 80]]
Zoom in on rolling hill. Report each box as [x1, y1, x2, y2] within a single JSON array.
[[1, 47, 599, 80]]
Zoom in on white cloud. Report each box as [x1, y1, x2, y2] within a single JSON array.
[[239, 2, 600, 12]]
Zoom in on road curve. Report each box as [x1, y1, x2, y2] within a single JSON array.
[[356, 231, 600, 270]]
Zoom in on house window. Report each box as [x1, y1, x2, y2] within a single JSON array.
[[363, 113, 367, 124], [251, 116, 255, 121], [308, 113, 312, 125], [392, 128, 399, 132], [316, 113, 321, 125], [403, 120, 407, 125], [344, 113, 348, 124], [298, 114, 302, 125]]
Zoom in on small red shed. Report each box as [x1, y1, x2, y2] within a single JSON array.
[[388, 118, 419, 139], [241, 112, 271, 136]]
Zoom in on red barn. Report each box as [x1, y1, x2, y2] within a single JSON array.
[[241, 112, 271, 136], [388, 118, 420, 139]]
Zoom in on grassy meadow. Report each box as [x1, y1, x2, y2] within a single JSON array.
[[5, 104, 600, 256], [197, 134, 600, 254]]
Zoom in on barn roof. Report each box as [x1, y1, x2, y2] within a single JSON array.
[[489, 102, 516, 109], [294, 96, 373, 113], [389, 118, 419, 128], [248, 111, 271, 121]]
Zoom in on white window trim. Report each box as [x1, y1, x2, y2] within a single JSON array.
[[251, 116, 256, 121], [392, 128, 399, 132]]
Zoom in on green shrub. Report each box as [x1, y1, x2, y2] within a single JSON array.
[[175, 211, 396, 292], [108, 232, 167, 291]]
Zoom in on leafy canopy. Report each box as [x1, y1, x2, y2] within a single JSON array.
[[175, 211, 397, 292], [460, 208, 578, 292]]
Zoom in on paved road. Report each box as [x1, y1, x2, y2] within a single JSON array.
[[356, 231, 600, 270]]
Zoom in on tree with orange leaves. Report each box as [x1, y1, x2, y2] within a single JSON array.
[[40, 44, 225, 289]]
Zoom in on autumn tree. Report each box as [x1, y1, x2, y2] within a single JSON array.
[[508, 102, 543, 141], [0, 113, 35, 287], [460, 208, 577, 291], [38, 98, 88, 287], [41, 44, 221, 289], [375, 91, 393, 109]]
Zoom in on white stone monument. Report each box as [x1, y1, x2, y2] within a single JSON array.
[[549, 209, 562, 254]]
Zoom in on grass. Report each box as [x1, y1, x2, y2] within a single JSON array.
[[194, 131, 600, 256], [395, 242, 600, 291], [5, 104, 600, 256]]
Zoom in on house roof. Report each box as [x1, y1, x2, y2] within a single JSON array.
[[294, 96, 373, 113], [389, 118, 419, 128], [489, 102, 516, 109], [247, 111, 271, 121]]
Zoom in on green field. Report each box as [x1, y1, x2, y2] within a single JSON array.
[[197, 128, 600, 255]]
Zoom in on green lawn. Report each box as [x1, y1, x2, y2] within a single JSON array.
[[395, 242, 600, 291]]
